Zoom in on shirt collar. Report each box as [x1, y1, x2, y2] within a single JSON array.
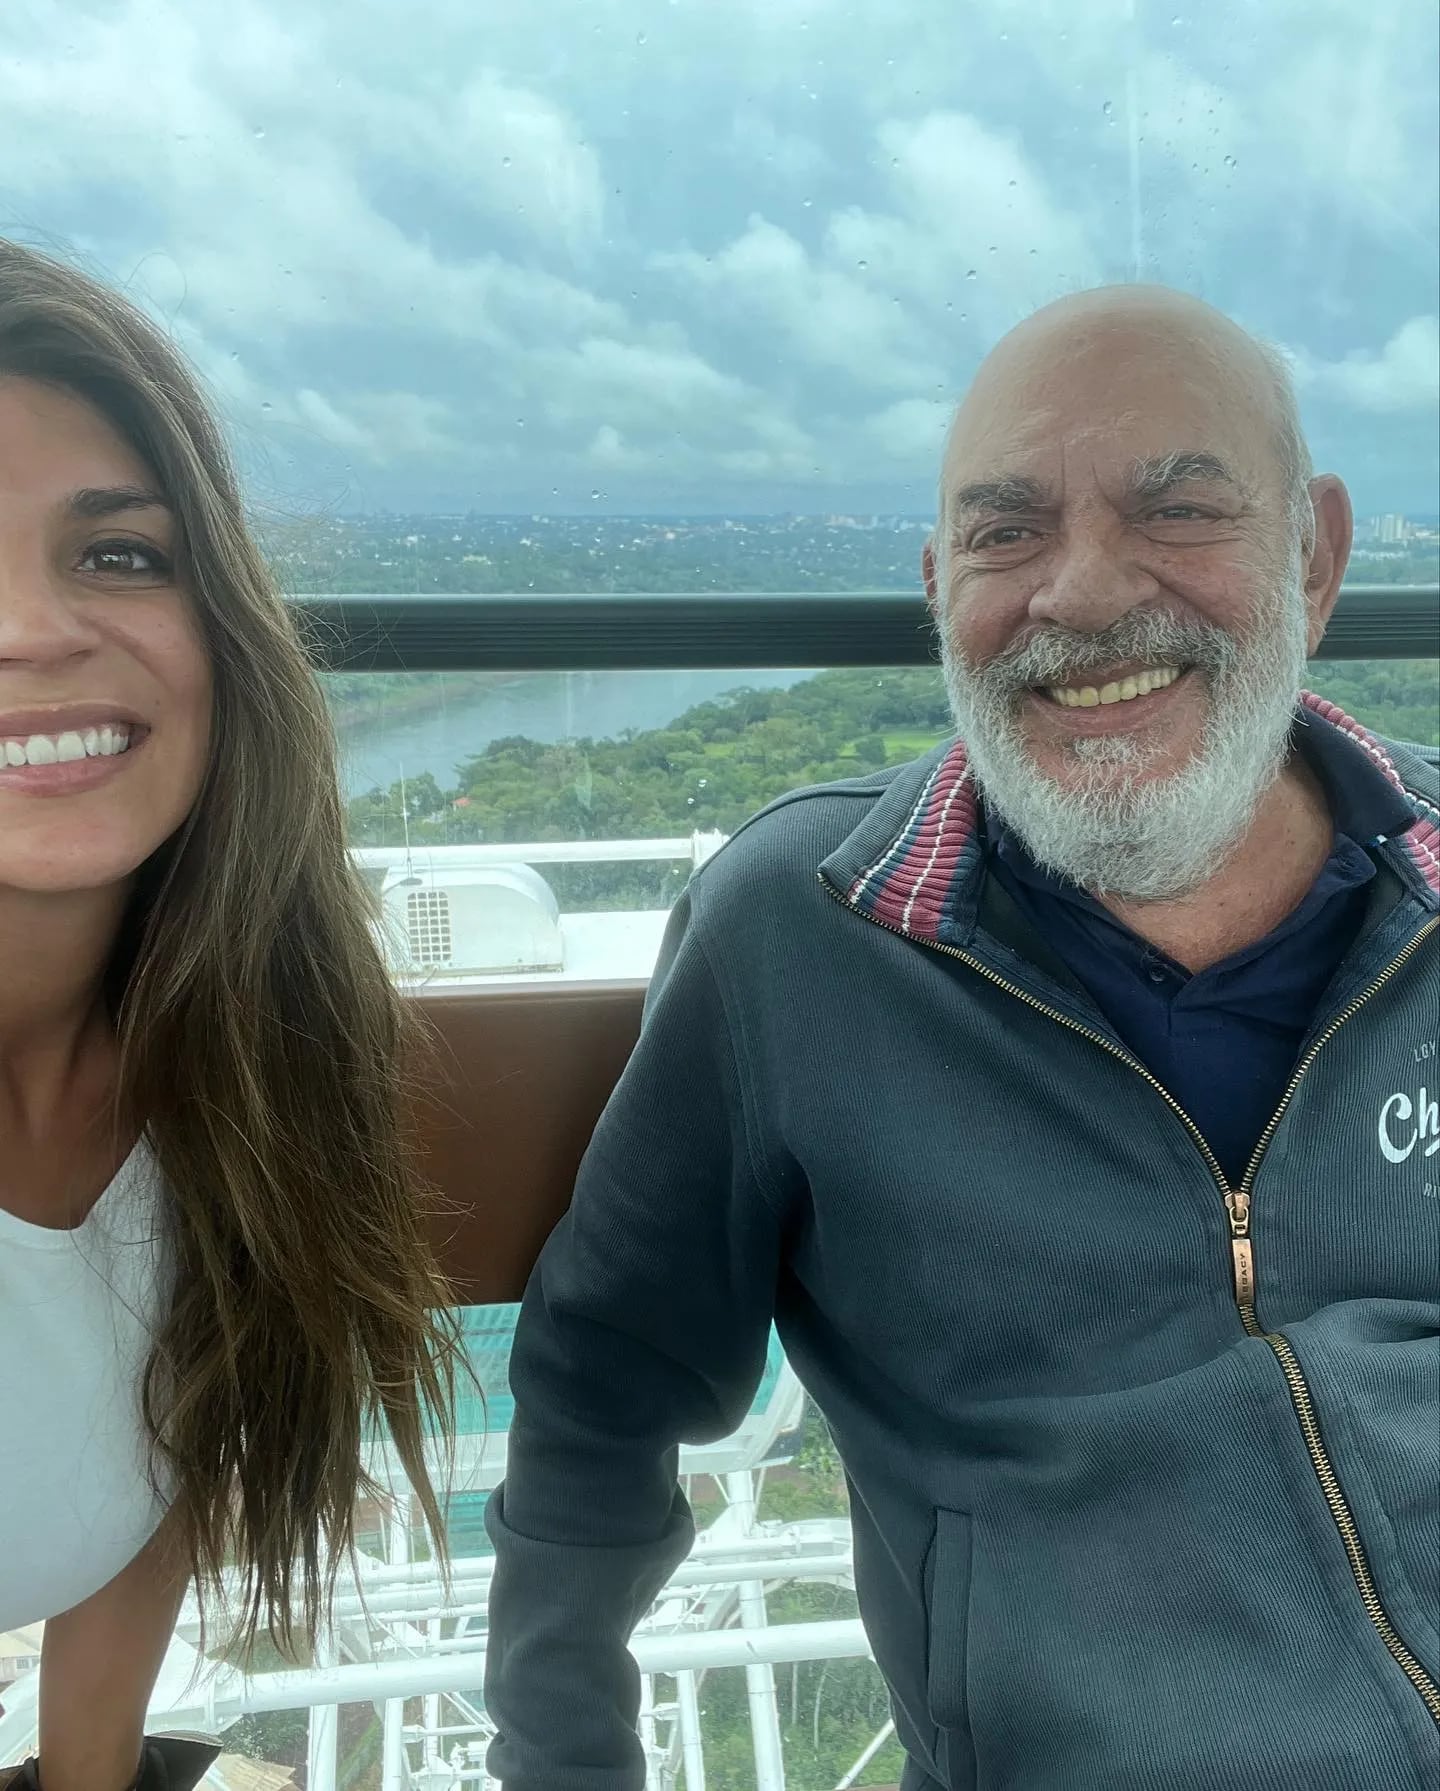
[[820, 693, 1440, 944]]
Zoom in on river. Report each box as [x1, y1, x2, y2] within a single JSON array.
[[333, 667, 814, 798]]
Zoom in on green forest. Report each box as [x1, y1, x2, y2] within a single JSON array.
[[337, 658, 1439, 913]]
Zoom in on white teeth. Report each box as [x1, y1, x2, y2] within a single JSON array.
[[1, 724, 134, 767], [1046, 666, 1181, 708]]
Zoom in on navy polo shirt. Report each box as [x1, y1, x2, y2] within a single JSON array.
[[987, 710, 1418, 1187]]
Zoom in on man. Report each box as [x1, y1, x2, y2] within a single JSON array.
[[484, 287, 1440, 1790]]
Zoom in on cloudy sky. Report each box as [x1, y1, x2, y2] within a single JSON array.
[[5, 0, 1438, 515]]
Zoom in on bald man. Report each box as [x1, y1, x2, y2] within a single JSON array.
[[485, 287, 1440, 1791]]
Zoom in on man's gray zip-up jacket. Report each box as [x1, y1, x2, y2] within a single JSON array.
[[484, 695, 1440, 1791]]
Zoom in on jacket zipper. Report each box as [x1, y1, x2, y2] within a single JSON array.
[[819, 873, 1440, 1720]]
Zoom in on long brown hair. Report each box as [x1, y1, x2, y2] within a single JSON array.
[[0, 238, 461, 1655]]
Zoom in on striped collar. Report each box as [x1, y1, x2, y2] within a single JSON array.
[[823, 693, 1440, 945]]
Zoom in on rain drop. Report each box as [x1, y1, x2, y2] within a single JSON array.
[[260, 401, 273, 412], [253, 126, 266, 140], [965, 268, 977, 280], [1101, 99, 1114, 117], [502, 155, 512, 168], [636, 30, 647, 44], [229, 350, 239, 360], [856, 258, 869, 270], [1223, 154, 1237, 168], [590, 490, 602, 500]]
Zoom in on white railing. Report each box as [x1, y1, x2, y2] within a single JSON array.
[[350, 829, 727, 873]]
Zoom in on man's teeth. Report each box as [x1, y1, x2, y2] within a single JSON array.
[[1045, 666, 1182, 709], [1, 725, 133, 767]]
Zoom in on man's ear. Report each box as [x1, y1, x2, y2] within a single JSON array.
[[1300, 476, 1353, 657], [922, 537, 940, 616]]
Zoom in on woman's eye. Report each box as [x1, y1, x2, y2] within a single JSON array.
[[79, 539, 172, 577]]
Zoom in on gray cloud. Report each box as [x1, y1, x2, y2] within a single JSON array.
[[2, 0, 1436, 513]]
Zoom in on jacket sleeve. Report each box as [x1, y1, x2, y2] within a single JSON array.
[[483, 884, 787, 1790]]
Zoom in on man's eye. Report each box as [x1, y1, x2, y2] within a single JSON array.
[[973, 525, 1036, 550], [1148, 504, 1205, 521], [79, 539, 172, 577]]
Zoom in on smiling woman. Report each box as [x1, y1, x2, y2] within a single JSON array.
[[0, 240, 463, 1791]]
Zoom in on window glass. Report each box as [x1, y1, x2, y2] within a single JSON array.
[[330, 654, 1437, 988], [15, 0, 1436, 1780]]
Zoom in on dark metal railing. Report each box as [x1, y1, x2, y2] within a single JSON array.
[[291, 584, 1440, 673]]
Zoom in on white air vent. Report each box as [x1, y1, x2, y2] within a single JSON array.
[[380, 863, 565, 978], [405, 887, 453, 967]]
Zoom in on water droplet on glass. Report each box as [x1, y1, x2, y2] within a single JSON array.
[[1223, 154, 1237, 168], [253, 127, 265, 140], [502, 155, 512, 168], [802, 198, 813, 209], [260, 401, 273, 412], [590, 490, 601, 500], [965, 268, 977, 280], [636, 30, 647, 44], [1102, 99, 1114, 117], [856, 259, 869, 270]]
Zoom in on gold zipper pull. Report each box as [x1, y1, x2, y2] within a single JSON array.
[[1224, 1189, 1257, 1317]]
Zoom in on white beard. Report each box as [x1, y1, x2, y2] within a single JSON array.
[[939, 562, 1312, 902]]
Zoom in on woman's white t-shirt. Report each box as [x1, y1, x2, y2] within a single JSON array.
[[0, 1137, 173, 1629]]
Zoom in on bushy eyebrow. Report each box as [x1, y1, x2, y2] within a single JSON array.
[[948, 453, 1246, 528], [1126, 451, 1241, 501], [949, 475, 1050, 525], [66, 484, 172, 520]]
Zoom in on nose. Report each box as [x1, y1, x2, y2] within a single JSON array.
[[1027, 520, 1161, 637], [0, 559, 100, 666]]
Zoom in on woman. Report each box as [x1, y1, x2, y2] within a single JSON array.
[[0, 240, 461, 1790]]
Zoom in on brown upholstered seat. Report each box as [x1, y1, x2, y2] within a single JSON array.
[[410, 981, 647, 1306]]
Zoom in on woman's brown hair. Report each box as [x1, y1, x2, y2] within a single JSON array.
[[0, 238, 461, 1655]]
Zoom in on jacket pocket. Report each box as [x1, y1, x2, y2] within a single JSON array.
[[925, 1507, 974, 1734]]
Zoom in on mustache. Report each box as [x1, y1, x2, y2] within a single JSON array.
[[973, 611, 1239, 693]]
